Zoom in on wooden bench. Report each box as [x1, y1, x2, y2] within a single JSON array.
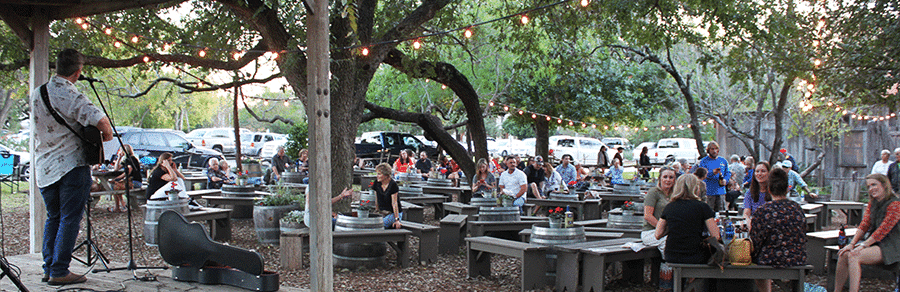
[[201, 195, 263, 207], [573, 219, 608, 227], [806, 228, 858, 274], [555, 238, 661, 292], [583, 227, 642, 238], [668, 263, 812, 292], [466, 236, 549, 291], [401, 221, 439, 264], [440, 214, 467, 254], [182, 207, 232, 241], [90, 188, 145, 209], [280, 228, 412, 269], [826, 245, 900, 291], [185, 189, 221, 199], [442, 202, 478, 217], [400, 201, 424, 223]]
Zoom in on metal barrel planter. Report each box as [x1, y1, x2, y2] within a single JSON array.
[[469, 197, 498, 208], [253, 204, 301, 245], [221, 184, 257, 219], [613, 183, 641, 194], [549, 192, 579, 201], [360, 191, 378, 208], [608, 209, 645, 229], [397, 172, 422, 183], [427, 178, 453, 187], [333, 214, 386, 269], [530, 223, 586, 285], [478, 206, 520, 222], [398, 186, 423, 197], [282, 171, 306, 184], [143, 198, 190, 246]]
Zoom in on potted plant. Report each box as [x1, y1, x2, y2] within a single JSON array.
[[498, 193, 515, 207], [622, 201, 637, 217], [280, 210, 306, 231], [253, 184, 304, 245], [356, 200, 375, 218], [548, 207, 565, 228]]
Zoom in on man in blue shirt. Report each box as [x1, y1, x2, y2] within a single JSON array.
[[692, 141, 729, 211], [556, 154, 577, 185]]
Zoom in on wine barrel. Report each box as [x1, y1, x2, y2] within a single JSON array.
[[470, 197, 497, 208], [253, 204, 301, 245], [282, 171, 306, 184], [398, 186, 423, 197], [530, 223, 586, 285], [478, 206, 520, 222], [613, 184, 641, 194], [334, 215, 386, 268], [428, 178, 453, 187], [550, 193, 578, 201], [143, 198, 189, 246], [397, 172, 422, 183], [221, 184, 257, 219], [608, 209, 644, 229]]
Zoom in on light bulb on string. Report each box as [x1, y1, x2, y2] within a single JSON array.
[[643, 127, 648, 131], [113, 41, 122, 48], [532, 113, 537, 119], [441, 84, 447, 90], [546, 116, 551, 121], [678, 125, 684, 129], [503, 106, 509, 111], [813, 59, 822, 67], [80, 23, 89, 30], [568, 121, 574, 126], [464, 28, 473, 39], [520, 14, 529, 25], [488, 101, 494, 107], [284, 100, 289, 107], [580, 0, 590, 7], [813, 40, 820, 47], [163, 43, 171, 51], [75, 18, 84, 24], [843, 110, 848, 115], [670, 126, 676, 130], [892, 113, 897, 117], [104, 28, 112, 35], [131, 35, 139, 43], [142, 56, 150, 63], [603, 125, 609, 130], [264, 100, 269, 106], [413, 39, 422, 50], [701, 121, 707, 125], [660, 126, 666, 131], [233, 51, 243, 60], [361, 47, 369, 56], [557, 119, 562, 124], [198, 49, 207, 58], [835, 107, 842, 112], [851, 114, 857, 119], [592, 124, 597, 129], [518, 110, 524, 115]]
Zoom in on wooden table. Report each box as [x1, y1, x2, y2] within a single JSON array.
[[419, 185, 472, 202], [182, 207, 232, 241], [555, 238, 661, 292], [807, 228, 857, 274], [518, 229, 624, 242], [821, 200, 866, 226], [182, 175, 208, 191], [358, 175, 376, 191], [467, 219, 544, 239], [594, 192, 644, 213], [400, 194, 450, 220], [527, 198, 601, 221], [802, 203, 825, 231], [92, 170, 124, 191]]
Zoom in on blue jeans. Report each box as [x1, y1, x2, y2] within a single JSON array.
[[41, 166, 91, 277], [383, 212, 404, 229]]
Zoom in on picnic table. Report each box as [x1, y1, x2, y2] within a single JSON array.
[[400, 194, 450, 220], [527, 198, 601, 221], [181, 207, 232, 241], [593, 192, 643, 213], [821, 200, 866, 226], [418, 185, 471, 202], [555, 237, 661, 292], [467, 219, 544, 239], [182, 175, 208, 191], [802, 203, 825, 231], [807, 228, 857, 274], [90, 170, 144, 209]]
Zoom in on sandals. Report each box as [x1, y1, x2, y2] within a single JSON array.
[[107, 206, 128, 213]]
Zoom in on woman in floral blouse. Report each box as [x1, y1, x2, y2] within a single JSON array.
[[834, 173, 900, 292], [749, 167, 806, 292]]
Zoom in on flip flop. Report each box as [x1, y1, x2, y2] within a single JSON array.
[[107, 206, 117, 213], [118, 206, 128, 213]]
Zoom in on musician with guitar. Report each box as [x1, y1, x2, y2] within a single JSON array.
[[31, 49, 113, 285]]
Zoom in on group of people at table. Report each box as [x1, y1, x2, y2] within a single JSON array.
[[639, 142, 898, 292]]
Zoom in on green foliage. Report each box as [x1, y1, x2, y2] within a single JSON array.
[[285, 120, 308, 160], [259, 183, 304, 206], [281, 210, 305, 223]]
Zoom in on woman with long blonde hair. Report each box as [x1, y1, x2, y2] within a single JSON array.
[[471, 158, 496, 195], [109, 144, 141, 212], [655, 174, 719, 264]]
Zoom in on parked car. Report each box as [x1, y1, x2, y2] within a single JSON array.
[[259, 137, 289, 159], [356, 132, 439, 164], [119, 129, 224, 169], [652, 138, 703, 164], [549, 135, 612, 165], [0, 144, 29, 181], [241, 132, 283, 156], [185, 127, 252, 154], [415, 135, 439, 148], [514, 138, 536, 157], [602, 137, 632, 151], [488, 138, 520, 157]]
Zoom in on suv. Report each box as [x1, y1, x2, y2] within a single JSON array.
[[549, 136, 614, 165], [185, 127, 252, 154], [241, 132, 282, 156], [602, 137, 632, 150], [119, 129, 224, 169], [652, 138, 703, 164]]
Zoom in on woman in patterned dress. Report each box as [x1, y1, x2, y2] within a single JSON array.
[[834, 173, 900, 292], [749, 167, 807, 292]]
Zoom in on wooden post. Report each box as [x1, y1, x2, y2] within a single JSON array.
[[28, 7, 49, 254], [233, 82, 242, 172], [307, 0, 333, 290]]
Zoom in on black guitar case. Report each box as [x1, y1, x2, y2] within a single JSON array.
[[157, 211, 279, 291]]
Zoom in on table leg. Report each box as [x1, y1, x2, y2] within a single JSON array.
[[400, 236, 410, 268], [556, 250, 580, 292], [433, 203, 444, 220], [582, 255, 606, 292], [673, 266, 683, 292]]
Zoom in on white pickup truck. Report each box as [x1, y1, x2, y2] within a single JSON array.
[[651, 138, 705, 164]]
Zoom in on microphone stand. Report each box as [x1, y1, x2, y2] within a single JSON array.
[[81, 79, 167, 276]]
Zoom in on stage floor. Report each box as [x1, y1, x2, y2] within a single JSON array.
[[0, 253, 306, 292]]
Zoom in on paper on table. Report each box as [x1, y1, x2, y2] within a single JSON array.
[[587, 247, 610, 253], [622, 241, 644, 252]]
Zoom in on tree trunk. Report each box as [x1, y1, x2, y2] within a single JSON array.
[[534, 117, 549, 161], [768, 75, 794, 164]]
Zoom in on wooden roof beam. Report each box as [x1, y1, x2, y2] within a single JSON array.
[[0, 5, 33, 48]]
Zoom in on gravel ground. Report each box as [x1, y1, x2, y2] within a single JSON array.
[[0, 190, 894, 291]]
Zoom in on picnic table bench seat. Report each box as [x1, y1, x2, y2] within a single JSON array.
[[400, 221, 439, 264], [466, 236, 550, 291], [400, 201, 424, 223], [279, 228, 412, 269], [668, 263, 812, 292], [806, 228, 858, 274], [440, 214, 467, 254]]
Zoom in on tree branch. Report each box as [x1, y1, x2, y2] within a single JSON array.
[[241, 98, 296, 125], [120, 73, 283, 98]]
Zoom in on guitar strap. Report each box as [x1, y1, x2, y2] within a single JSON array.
[[39, 84, 97, 147]]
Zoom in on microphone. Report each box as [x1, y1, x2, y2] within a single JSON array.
[[78, 75, 103, 83]]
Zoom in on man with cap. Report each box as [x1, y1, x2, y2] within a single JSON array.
[[691, 141, 730, 211], [728, 154, 746, 187], [782, 160, 817, 200], [887, 148, 900, 193], [781, 148, 799, 172], [872, 149, 892, 175], [523, 156, 546, 199]]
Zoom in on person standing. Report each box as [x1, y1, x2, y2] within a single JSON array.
[[887, 148, 900, 193], [692, 141, 730, 211], [781, 161, 817, 201], [872, 149, 892, 175], [613, 147, 625, 165], [728, 154, 746, 188], [638, 147, 651, 180], [597, 146, 610, 171], [33, 49, 113, 285], [556, 154, 577, 185], [498, 156, 528, 208]]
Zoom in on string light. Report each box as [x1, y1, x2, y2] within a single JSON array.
[[80, 23, 89, 30], [545, 116, 551, 121], [75, 18, 84, 24], [488, 101, 494, 107], [113, 41, 122, 48], [518, 110, 524, 115], [284, 100, 289, 107], [131, 35, 139, 43], [104, 27, 112, 35], [441, 84, 447, 90], [580, 0, 590, 7], [531, 113, 537, 119], [233, 51, 243, 60], [520, 15, 529, 25], [361, 47, 369, 56], [413, 39, 422, 50], [142, 56, 150, 63], [264, 100, 269, 106], [557, 119, 562, 124], [464, 28, 473, 39], [503, 106, 509, 111], [198, 49, 207, 57]]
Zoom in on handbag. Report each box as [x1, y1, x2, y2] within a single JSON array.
[[702, 236, 726, 269], [727, 238, 753, 265], [40, 84, 104, 165]]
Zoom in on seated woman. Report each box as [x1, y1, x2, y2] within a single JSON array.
[[538, 161, 560, 198], [373, 163, 403, 229], [655, 174, 719, 264], [471, 158, 496, 197], [218, 160, 236, 184], [392, 149, 414, 177], [743, 161, 771, 230], [834, 173, 900, 292], [749, 167, 807, 292], [110, 144, 141, 213], [146, 152, 186, 198], [642, 166, 676, 258], [605, 158, 625, 185]]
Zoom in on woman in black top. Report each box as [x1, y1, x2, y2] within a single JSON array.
[[147, 152, 186, 198], [655, 174, 719, 263], [373, 163, 402, 229], [639, 146, 651, 180], [110, 144, 142, 212]]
